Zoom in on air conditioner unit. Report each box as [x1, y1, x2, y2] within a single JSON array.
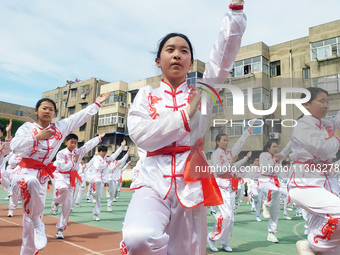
[[80, 93, 86, 99], [269, 132, 280, 139], [117, 123, 124, 128], [119, 102, 126, 107]]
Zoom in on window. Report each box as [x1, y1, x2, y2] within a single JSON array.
[[270, 61, 281, 76], [303, 67, 310, 80], [211, 127, 223, 141], [226, 119, 264, 137], [104, 91, 127, 105], [244, 119, 263, 135], [63, 91, 67, 95], [312, 74, 340, 94], [131, 92, 138, 103], [212, 100, 224, 114], [226, 93, 233, 107], [55, 93, 59, 102], [232, 56, 266, 77], [226, 123, 243, 137], [79, 123, 86, 131], [62, 99, 67, 108], [252, 87, 262, 103], [98, 113, 125, 126], [81, 103, 88, 109], [187, 72, 203, 85], [69, 107, 75, 115], [71, 89, 77, 98], [15, 110, 23, 116], [270, 88, 281, 103], [324, 110, 338, 120], [101, 133, 115, 145], [311, 37, 340, 61]]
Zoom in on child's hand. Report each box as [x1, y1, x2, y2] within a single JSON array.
[[121, 140, 126, 147], [186, 89, 202, 119], [96, 92, 111, 104], [99, 133, 105, 139], [73, 155, 79, 163], [35, 130, 54, 141], [0, 143, 5, 152], [6, 119, 12, 138]]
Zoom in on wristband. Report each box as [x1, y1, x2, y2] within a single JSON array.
[[229, 3, 244, 10]]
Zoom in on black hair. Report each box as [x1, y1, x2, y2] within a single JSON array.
[[0, 124, 4, 133], [156, 33, 194, 62], [282, 160, 290, 166], [65, 133, 78, 141], [35, 98, 57, 112], [263, 140, 278, 152], [98, 145, 108, 152], [215, 133, 228, 149], [298, 87, 329, 120]]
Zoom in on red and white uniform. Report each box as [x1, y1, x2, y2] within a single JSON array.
[[107, 151, 129, 206], [247, 166, 261, 212], [53, 136, 101, 230], [73, 162, 87, 206], [5, 153, 22, 211], [89, 147, 122, 216], [208, 130, 250, 247], [0, 137, 12, 166], [258, 142, 291, 234], [121, 6, 247, 255], [288, 114, 340, 253], [10, 102, 101, 255]]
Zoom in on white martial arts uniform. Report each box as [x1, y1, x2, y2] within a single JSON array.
[[0, 137, 12, 166], [89, 147, 123, 216], [72, 162, 87, 207], [121, 6, 247, 255], [288, 113, 340, 254], [208, 130, 250, 248], [53, 136, 101, 230], [247, 166, 261, 213], [257, 142, 291, 234], [10, 102, 101, 255], [107, 151, 129, 206]]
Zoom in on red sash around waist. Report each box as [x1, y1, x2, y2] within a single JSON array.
[[147, 138, 223, 206], [59, 170, 82, 187], [19, 158, 56, 179]]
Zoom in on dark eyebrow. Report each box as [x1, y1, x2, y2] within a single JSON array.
[[164, 44, 190, 50]]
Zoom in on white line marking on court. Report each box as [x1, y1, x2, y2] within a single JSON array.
[[85, 248, 120, 255], [293, 221, 306, 240], [0, 217, 105, 255], [236, 247, 290, 255]]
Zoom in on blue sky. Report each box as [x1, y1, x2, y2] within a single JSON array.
[[1, 0, 339, 108]]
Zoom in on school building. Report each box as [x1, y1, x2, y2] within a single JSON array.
[[42, 19, 340, 165]]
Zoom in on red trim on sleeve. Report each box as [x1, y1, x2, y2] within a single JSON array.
[[5, 137, 12, 142], [180, 110, 191, 132], [247, 129, 251, 134], [335, 136, 340, 148], [229, 3, 243, 10], [94, 102, 101, 107]]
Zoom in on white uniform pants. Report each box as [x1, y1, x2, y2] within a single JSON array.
[[53, 178, 75, 230], [258, 181, 280, 233], [11, 170, 47, 255], [107, 179, 119, 206], [290, 187, 340, 254], [121, 186, 207, 255], [74, 180, 86, 205], [91, 178, 104, 215], [208, 187, 235, 246]]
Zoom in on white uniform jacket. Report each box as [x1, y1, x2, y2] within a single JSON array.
[[288, 114, 340, 189], [54, 136, 101, 186], [211, 129, 251, 189], [10, 102, 101, 183], [0, 137, 12, 166], [128, 9, 247, 208]]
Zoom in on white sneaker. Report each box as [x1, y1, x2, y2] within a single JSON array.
[[56, 229, 64, 239], [262, 203, 270, 219], [107, 206, 112, 212], [256, 216, 262, 222], [222, 244, 232, 252], [3, 196, 10, 200], [296, 240, 315, 255], [296, 212, 303, 217], [34, 223, 47, 250], [86, 198, 91, 203], [92, 195, 96, 203], [207, 237, 218, 252], [287, 207, 293, 211], [284, 216, 292, 220], [7, 209, 14, 217], [267, 232, 279, 243], [75, 203, 81, 207], [93, 215, 100, 221], [113, 198, 117, 202], [51, 201, 59, 215], [251, 207, 255, 211]]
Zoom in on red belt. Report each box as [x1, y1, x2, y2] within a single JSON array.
[[147, 138, 223, 206], [59, 170, 82, 187], [19, 158, 56, 179]]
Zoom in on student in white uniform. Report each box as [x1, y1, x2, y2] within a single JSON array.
[[258, 140, 291, 243], [207, 130, 252, 252], [51, 133, 104, 239], [288, 87, 340, 255], [10, 93, 110, 255], [120, 1, 247, 254], [247, 157, 261, 220]]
